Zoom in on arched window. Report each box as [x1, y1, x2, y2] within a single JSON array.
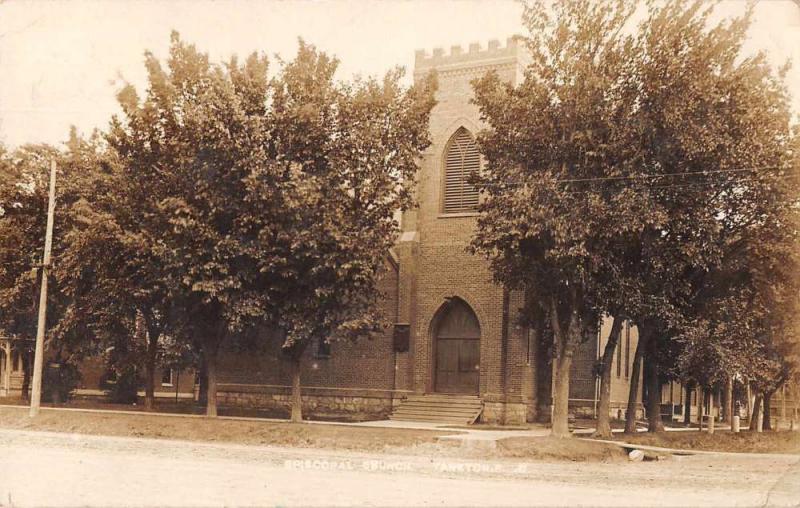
[[443, 128, 480, 213]]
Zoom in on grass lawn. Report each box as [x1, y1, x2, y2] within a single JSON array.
[[614, 429, 800, 454], [495, 436, 628, 462], [0, 405, 633, 462], [0, 396, 385, 422], [0, 406, 453, 452]]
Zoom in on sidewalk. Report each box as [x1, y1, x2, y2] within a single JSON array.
[[572, 424, 733, 435], [0, 404, 549, 445]]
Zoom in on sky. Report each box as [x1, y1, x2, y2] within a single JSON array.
[[1, 0, 799, 149]]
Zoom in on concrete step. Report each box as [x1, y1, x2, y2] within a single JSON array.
[[403, 400, 483, 409], [389, 414, 473, 423], [393, 405, 480, 414], [390, 394, 483, 425], [405, 394, 480, 402]]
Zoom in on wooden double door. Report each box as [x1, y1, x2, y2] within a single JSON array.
[[433, 299, 480, 394]]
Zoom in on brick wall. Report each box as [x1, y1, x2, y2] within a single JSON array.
[[214, 258, 403, 419]]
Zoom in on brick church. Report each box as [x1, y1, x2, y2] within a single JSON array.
[[210, 38, 642, 425], [0, 38, 643, 425]]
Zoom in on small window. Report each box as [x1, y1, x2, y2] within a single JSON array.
[[161, 368, 174, 386], [526, 327, 534, 366], [316, 339, 331, 359], [443, 128, 481, 213]]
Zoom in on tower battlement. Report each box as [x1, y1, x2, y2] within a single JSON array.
[[414, 37, 525, 74]]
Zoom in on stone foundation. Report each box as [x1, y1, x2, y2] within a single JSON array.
[[480, 401, 529, 425], [216, 383, 409, 421]]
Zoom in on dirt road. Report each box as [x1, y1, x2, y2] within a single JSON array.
[[0, 428, 798, 507]]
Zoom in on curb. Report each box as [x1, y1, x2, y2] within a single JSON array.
[[582, 437, 800, 459]]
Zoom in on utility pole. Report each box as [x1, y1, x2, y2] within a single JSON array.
[[29, 159, 57, 417]]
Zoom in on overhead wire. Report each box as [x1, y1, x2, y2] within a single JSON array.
[[479, 165, 799, 195]]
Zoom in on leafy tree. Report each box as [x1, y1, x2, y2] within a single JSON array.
[[614, 0, 797, 433], [55, 127, 187, 411], [0, 141, 85, 399], [108, 34, 435, 419], [107, 34, 276, 416], [471, 0, 640, 438], [264, 44, 436, 422], [472, 0, 797, 437]]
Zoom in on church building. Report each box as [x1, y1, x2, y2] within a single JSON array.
[[0, 38, 643, 426], [212, 38, 642, 425]]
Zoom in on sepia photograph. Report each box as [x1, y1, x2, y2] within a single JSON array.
[[1, 0, 799, 506]]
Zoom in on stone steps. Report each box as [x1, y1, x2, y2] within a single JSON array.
[[390, 394, 482, 425]]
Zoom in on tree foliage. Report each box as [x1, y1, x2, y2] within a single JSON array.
[[105, 33, 436, 418], [471, 0, 799, 435]]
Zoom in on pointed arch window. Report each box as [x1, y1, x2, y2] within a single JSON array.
[[443, 128, 481, 213]]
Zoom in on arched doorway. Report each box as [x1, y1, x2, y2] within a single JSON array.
[[433, 298, 480, 394]]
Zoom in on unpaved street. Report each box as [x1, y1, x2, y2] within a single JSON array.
[[0, 428, 798, 507]]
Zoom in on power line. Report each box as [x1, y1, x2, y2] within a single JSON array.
[[482, 164, 797, 189], [481, 173, 800, 195]]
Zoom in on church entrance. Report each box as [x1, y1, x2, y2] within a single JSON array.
[[433, 298, 480, 394]]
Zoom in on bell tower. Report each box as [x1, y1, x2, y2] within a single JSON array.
[[394, 38, 536, 424]]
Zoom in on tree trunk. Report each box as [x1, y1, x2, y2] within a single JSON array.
[[749, 393, 762, 431], [624, 332, 645, 434], [21, 350, 32, 401], [698, 386, 705, 430], [205, 344, 219, 418], [683, 382, 693, 425], [198, 354, 208, 406], [548, 294, 580, 439], [290, 357, 303, 423], [723, 376, 733, 425], [763, 391, 773, 431], [143, 323, 160, 412], [594, 316, 622, 439], [643, 329, 663, 433], [551, 350, 573, 438]]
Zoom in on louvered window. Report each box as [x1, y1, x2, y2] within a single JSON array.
[[443, 128, 480, 213]]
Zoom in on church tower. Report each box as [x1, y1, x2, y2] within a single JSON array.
[[394, 38, 537, 424]]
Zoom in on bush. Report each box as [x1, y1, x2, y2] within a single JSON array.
[[42, 362, 81, 403], [101, 365, 140, 404]]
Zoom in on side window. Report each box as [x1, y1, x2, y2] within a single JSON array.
[[161, 368, 174, 386], [443, 127, 480, 213], [316, 338, 331, 359]]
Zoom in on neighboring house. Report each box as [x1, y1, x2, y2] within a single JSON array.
[[0, 335, 26, 397]]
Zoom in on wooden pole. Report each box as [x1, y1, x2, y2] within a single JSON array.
[[708, 390, 715, 434], [29, 160, 56, 417]]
